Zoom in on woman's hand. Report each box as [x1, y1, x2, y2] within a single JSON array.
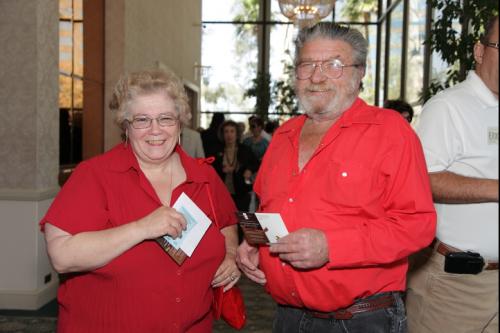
[[136, 206, 187, 240], [212, 253, 241, 292]]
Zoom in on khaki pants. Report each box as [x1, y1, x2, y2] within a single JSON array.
[[406, 248, 498, 333]]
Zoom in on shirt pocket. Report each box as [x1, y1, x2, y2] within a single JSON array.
[[322, 159, 374, 209]]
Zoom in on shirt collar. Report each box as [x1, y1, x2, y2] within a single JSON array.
[[106, 143, 209, 184], [467, 71, 498, 108]]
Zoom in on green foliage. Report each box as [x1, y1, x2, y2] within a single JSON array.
[[244, 71, 271, 121], [233, 0, 260, 38], [272, 60, 299, 116], [244, 56, 299, 120], [232, 0, 259, 22], [422, 0, 498, 102], [341, 0, 378, 21]]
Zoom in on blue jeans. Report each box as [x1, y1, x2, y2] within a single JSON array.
[[273, 292, 407, 333]]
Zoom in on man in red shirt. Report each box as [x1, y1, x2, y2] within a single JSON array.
[[236, 23, 436, 333]]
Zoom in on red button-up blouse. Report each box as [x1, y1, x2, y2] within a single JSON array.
[[40, 144, 237, 333]]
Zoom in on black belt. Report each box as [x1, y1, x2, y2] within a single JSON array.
[[287, 293, 397, 320], [431, 239, 498, 270]]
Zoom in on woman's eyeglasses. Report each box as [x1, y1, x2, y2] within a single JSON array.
[[129, 115, 178, 129]]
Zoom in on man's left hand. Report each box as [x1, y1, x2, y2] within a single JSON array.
[[269, 228, 329, 269]]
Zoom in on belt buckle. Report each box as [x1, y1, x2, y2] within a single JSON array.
[[333, 310, 353, 320]]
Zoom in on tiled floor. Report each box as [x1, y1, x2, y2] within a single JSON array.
[[0, 276, 276, 332]]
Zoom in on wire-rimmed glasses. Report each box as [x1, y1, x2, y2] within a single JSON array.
[[129, 114, 179, 129], [295, 58, 362, 80], [485, 42, 499, 50]]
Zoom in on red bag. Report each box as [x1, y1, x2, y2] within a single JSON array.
[[212, 286, 247, 330], [203, 172, 246, 330]]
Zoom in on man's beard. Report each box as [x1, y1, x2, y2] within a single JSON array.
[[298, 78, 360, 120]]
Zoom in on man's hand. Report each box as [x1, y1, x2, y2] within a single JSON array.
[[269, 228, 329, 269], [236, 240, 266, 285]]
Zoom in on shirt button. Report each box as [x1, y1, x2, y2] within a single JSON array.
[[288, 198, 294, 203], [282, 262, 286, 267], [341, 171, 348, 177], [175, 297, 181, 303], [291, 292, 296, 297], [176, 270, 182, 276]]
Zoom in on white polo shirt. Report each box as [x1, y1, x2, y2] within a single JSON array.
[[417, 71, 498, 260]]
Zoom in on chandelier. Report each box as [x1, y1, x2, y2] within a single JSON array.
[[278, 0, 335, 28]]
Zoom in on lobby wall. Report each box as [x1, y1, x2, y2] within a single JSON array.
[[0, 0, 201, 310]]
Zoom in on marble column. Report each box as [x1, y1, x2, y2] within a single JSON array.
[[0, 0, 59, 309]]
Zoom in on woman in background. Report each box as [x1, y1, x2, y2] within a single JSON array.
[[213, 120, 258, 212]]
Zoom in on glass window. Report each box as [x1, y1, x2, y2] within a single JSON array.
[[270, 0, 291, 22], [269, 23, 296, 116], [356, 24, 377, 105], [429, 7, 461, 85], [202, 0, 259, 21], [200, 23, 258, 127], [335, 0, 379, 23], [378, 19, 387, 106], [387, 1, 403, 100], [406, 0, 426, 104], [59, 0, 83, 166]]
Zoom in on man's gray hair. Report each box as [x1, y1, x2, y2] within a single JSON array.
[[294, 22, 368, 67]]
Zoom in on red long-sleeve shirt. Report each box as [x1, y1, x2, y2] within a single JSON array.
[[255, 98, 436, 312]]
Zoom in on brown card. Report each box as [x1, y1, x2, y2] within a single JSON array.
[[236, 211, 270, 246], [155, 237, 188, 265]]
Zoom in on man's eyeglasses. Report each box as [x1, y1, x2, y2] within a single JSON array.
[[129, 114, 178, 129], [295, 59, 362, 80], [485, 42, 499, 50]]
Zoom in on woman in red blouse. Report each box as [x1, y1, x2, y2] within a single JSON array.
[[41, 69, 240, 332]]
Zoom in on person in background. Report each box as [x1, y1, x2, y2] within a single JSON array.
[[237, 121, 247, 143], [201, 112, 225, 158], [242, 116, 270, 162], [242, 115, 272, 143], [213, 120, 259, 212], [406, 15, 498, 333], [181, 125, 205, 158], [383, 99, 414, 123], [41, 69, 240, 332], [237, 22, 436, 333], [264, 119, 280, 136]]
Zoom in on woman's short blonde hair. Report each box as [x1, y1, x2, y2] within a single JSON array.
[[109, 69, 192, 131]]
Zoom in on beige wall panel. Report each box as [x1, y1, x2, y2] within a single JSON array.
[[104, 0, 202, 150]]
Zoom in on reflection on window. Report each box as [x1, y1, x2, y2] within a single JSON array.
[[59, 0, 83, 166]]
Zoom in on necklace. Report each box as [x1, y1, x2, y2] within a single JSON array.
[[223, 146, 238, 167]]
